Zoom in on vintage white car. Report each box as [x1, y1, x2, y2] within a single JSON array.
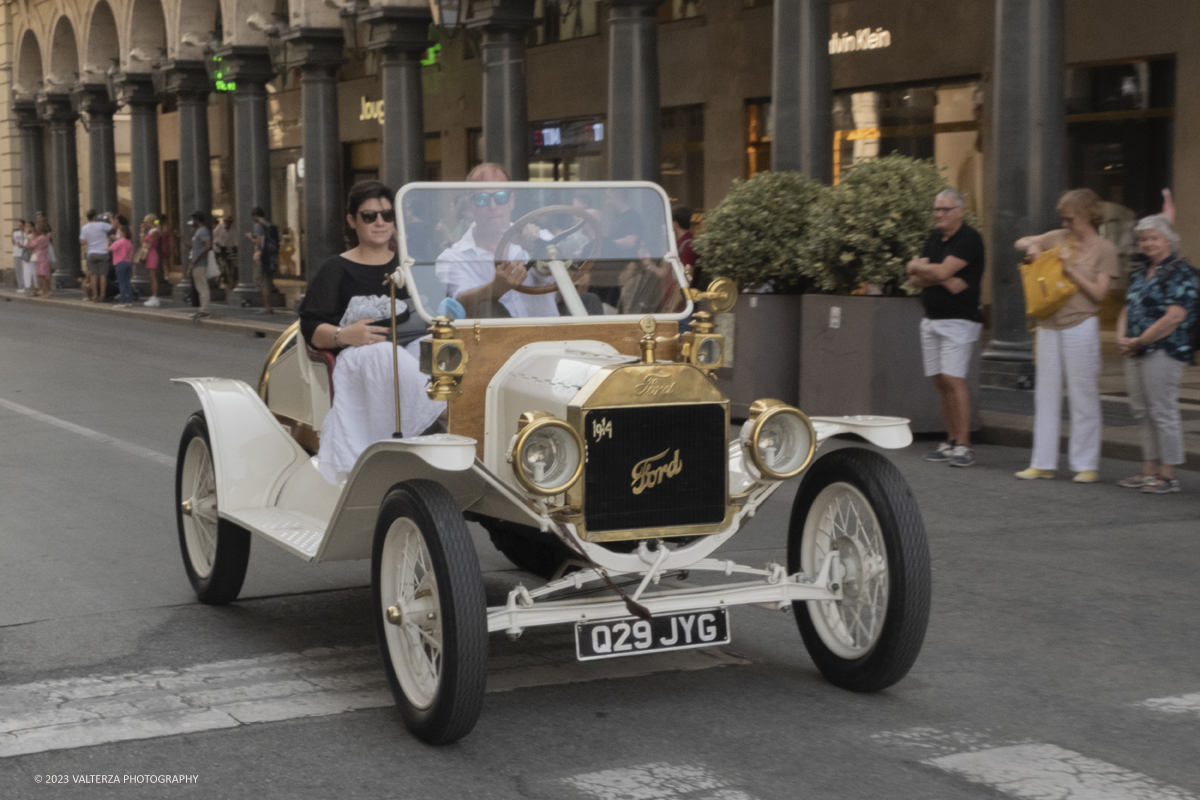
[[173, 182, 930, 745]]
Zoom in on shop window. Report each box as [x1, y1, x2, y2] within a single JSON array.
[[270, 148, 304, 278], [661, 104, 704, 210], [425, 133, 442, 181], [467, 128, 484, 174], [746, 98, 771, 178], [659, 0, 703, 22], [1066, 57, 1174, 274], [528, 116, 605, 181], [530, 0, 599, 46]]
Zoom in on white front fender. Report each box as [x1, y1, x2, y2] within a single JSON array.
[[810, 415, 913, 450]]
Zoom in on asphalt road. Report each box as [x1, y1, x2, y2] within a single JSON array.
[[1, 301, 1198, 800]]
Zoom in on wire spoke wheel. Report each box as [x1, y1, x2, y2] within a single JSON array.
[[801, 482, 889, 658], [174, 412, 251, 604], [372, 480, 488, 745], [788, 448, 931, 693]]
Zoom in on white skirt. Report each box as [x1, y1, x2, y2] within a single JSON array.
[[317, 341, 446, 484]]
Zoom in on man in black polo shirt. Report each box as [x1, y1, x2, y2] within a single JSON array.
[[906, 189, 985, 467]]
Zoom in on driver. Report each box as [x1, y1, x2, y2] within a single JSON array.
[[435, 163, 559, 318]]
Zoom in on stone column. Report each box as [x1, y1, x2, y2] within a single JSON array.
[[468, 0, 536, 181], [13, 100, 47, 221], [38, 94, 82, 289], [117, 74, 163, 296], [164, 62, 215, 303], [362, 6, 433, 189], [607, 0, 662, 181], [770, 0, 832, 182], [283, 28, 344, 286], [214, 46, 274, 307], [75, 87, 120, 213], [983, 0, 1065, 388]]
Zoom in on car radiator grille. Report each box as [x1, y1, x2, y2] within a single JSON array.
[[582, 404, 727, 535]]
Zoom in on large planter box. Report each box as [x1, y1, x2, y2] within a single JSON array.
[[798, 294, 980, 434], [713, 293, 803, 419]]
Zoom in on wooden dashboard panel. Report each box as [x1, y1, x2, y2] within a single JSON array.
[[447, 321, 681, 457]]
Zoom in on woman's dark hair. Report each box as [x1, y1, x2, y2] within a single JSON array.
[[344, 179, 395, 247]]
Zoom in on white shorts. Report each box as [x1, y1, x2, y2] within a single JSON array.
[[920, 318, 982, 379]]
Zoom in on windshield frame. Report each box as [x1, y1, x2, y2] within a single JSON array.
[[395, 180, 692, 326]]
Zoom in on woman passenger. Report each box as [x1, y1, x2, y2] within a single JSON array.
[[1012, 189, 1119, 483], [299, 180, 446, 484]]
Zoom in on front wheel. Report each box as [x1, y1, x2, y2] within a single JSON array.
[[175, 412, 251, 604], [788, 447, 931, 692], [373, 480, 488, 745]]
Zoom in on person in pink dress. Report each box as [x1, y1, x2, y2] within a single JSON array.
[[139, 214, 163, 306], [29, 220, 52, 297]]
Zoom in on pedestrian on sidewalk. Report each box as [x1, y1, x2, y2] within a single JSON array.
[[187, 211, 213, 320], [248, 207, 279, 315], [29, 220, 53, 298], [1012, 189, 1119, 483], [212, 214, 237, 288], [12, 219, 30, 294], [80, 210, 114, 303], [1115, 214, 1199, 494], [20, 221, 36, 295], [110, 217, 135, 307], [138, 215, 163, 307], [906, 188, 986, 468]]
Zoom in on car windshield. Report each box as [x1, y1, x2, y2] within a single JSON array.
[[397, 182, 689, 322]]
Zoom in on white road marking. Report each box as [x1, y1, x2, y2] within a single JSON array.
[[0, 396, 174, 467], [0, 645, 745, 758], [929, 744, 1197, 800], [1138, 693, 1200, 717], [565, 763, 755, 800], [877, 728, 1198, 800]]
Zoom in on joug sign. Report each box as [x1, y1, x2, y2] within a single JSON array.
[[829, 27, 892, 54]]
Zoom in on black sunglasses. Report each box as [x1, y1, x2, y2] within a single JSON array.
[[473, 191, 512, 207], [357, 209, 396, 224]]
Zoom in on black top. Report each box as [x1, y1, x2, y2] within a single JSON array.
[[919, 224, 985, 322], [299, 253, 410, 347], [608, 207, 643, 259]]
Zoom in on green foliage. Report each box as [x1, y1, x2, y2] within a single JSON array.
[[803, 154, 950, 295], [695, 171, 827, 294]]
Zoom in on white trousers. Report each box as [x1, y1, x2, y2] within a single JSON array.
[[317, 341, 446, 484], [18, 260, 33, 289], [1031, 316, 1102, 472]]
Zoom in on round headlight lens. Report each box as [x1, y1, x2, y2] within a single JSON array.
[[695, 337, 723, 367], [514, 419, 583, 495], [745, 405, 815, 480], [435, 343, 463, 373]]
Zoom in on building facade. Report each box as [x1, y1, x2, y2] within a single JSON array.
[[2, 0, 1197, 315]]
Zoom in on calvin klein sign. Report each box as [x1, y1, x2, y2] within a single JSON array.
[[829, 27, 892, 55]]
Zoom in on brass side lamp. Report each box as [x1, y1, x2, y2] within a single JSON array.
[[420, 316, 469, 401]]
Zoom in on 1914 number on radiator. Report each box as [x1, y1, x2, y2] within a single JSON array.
[[575, 608, 730, 661]]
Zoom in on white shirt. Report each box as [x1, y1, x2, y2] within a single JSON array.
[[13, 230, 26, 261], [435, 224, 559, 318], [79, 221, 112, 255]]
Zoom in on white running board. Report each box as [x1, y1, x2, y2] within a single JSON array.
[[222, 508, 329, 561]]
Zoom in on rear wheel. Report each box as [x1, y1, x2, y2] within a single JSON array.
[[373, 480, 488, 745], [788, 447, 930, 692], [175, 412, 251, 604]]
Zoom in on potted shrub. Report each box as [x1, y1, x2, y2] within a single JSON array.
[[695, 171, 827, 416], [797, 154, 978, 432]]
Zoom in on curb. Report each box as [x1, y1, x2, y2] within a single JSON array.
[[0, 289, 291, 339], [977, 410, 1200, 471]]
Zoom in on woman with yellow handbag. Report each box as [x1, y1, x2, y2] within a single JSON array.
[[1013, 189, 1119, 483]]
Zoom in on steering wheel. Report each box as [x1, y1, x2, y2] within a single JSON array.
[[493, 205, 602, 296]]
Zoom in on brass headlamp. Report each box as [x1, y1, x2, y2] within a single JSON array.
[[419, 316, 468, 401]]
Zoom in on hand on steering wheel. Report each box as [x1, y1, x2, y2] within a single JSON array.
[[493, 205, 603, 296], [491, 260, 528, 296]]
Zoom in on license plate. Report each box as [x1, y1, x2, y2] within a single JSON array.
[[575, 608, 730, 661]]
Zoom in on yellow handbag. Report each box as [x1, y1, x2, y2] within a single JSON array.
[[1020, 245, 1078, 319]]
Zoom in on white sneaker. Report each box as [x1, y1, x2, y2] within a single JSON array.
[[16, 288, 29, 294], [144, 296, 161, 307]]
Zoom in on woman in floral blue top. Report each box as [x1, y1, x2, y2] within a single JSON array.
[[1115, 214, 1199, 494]]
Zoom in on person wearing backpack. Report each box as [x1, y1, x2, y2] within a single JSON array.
[[248, 207, 279, 314]]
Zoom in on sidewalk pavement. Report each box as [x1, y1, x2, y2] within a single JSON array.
[[4, 287, 1197, 470], [975, 331, 1200, 471]]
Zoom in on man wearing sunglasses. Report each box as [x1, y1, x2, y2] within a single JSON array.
[[435, 163, 558, 318]]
